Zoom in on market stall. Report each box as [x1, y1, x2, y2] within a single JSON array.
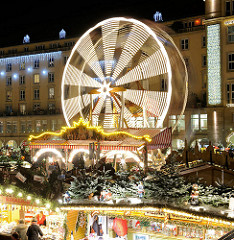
[[0, 195, 65, 240]]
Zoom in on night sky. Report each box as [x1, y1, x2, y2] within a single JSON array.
[[0, 0, 205, 47]]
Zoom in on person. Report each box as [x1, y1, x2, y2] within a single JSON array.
[[11, 232, 20, 240], [26, 218, 43, 240], [91, 215, 100, 236], [36, 211, 46, 226], [14, 219, 28, 240]]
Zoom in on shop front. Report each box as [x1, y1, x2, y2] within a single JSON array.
[[63, 205, 234, 240], [0, 195, 65, 240]]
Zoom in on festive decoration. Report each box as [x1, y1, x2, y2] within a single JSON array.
[[28, 118, 152, 142], [113, 218, 128, 236]]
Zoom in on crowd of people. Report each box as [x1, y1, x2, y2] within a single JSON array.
[[11, 212, 45, 240]]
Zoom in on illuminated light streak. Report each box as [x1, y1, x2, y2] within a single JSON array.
[[76, 34, 105, 81], [116, 49, 167, 86], [112, 24, 150, 80], [102, 20, 119, 76], [64, 94, 90, 121], [65, 64, 102, 88], [92, 96, 105, 126], [33, 148, 65, 162]]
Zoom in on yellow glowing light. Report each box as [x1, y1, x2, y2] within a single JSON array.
[[28, 118, 152, 142]]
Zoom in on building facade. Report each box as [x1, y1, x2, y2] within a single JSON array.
[[0, 0, 233, 149]]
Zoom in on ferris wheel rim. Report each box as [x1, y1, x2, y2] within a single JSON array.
[[61, 17, 172, 128]]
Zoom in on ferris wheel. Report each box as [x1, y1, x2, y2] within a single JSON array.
[[61, 17, 172, 129]]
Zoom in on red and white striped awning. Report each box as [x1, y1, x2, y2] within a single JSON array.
[[147, 127, 172, 150]]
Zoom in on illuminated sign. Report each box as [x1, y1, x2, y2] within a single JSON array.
[[207, 24, 222, 105]]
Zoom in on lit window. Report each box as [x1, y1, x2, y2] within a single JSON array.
[[20, 121, 26, 133], [49, 87, 55, 99], [169, 115, 185, 132], [227, 83, 234, 103], [33, 103, 40, 111], [33, 74, 40, 83], [51, 120, 56, 131], [191, 114, 199, 131], [42, 120, 47, 131], [20, 104, 26, 115], [191, 114, 207, 131], [27, 120, 32, 133], [181, 39, 189, 50], [228, 26, 234, 43], [36, 120, 41, 133], [200, 114, 207, 130]]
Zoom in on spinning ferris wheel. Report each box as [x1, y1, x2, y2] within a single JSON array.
[[61, 17, 174, 129]]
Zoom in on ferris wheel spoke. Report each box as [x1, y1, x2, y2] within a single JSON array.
[[76, 34, 105, 81], [115, 49, 167, 86], [112, 24, 150, 80], [102, 20, 119, 77], [65, 64, 102, 88], [91, 95, 105, 125], [123, 89, 168, 118], [103, 97, 114, 128], [64, 94, 90, 121], [112, 94, 135, 128]]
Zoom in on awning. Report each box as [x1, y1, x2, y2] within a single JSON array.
[[147, 127, 172, 150]]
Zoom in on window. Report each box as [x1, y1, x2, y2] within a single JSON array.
[[12, 121, 17, 133], [226, 1, 231, 15], [169, 115, 185, 132], [6, 90, 12, 101], [48, 57, 54, 67], [36, 120, 41, 132], [6, 76, 12, 86], [0, 121, 4, 134], [48, 72, 54, 83], [228, 26, 234, 43], [48, 103, 55, 114], [41, 120, 47, 131], [191, 114, 207, 131], [6, 63, 12, 72], [19, 75, 25, 85], [64, 56, 69, 65], [27, 120, 32, 133], [48, 87, 55, 99], [34, 59, 40, 69], [6, 121, 17, 134], [34, 89, 40, 99], [6, 121, 12, 134], [24, 47, 29, 52], [202, 55, 207, 67], [202, 36, 206, 48], [191, 114, 199, 131], [181, 39, 189, 50], [227, 83, 234, 103], [20, 121, 26, 133], [51, 120, 56, 131], [33, 103, 40, 111], [33, 74, 40, 83], [20, 90, 25, 100], [200, 114, 208, 130], [19, 61, 25, 70], [5, 105, 12, 115], [19, 104, 26, 115]]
